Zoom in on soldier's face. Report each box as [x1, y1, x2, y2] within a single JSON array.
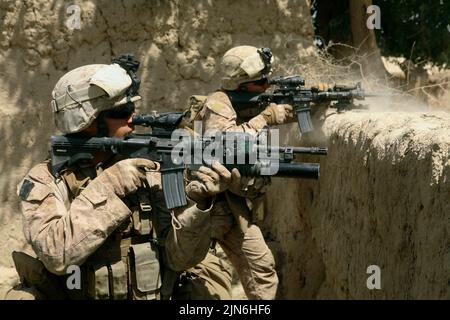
[[104, 114, 135, 138]]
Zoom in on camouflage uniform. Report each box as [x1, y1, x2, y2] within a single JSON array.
[[9, 158, 232, 300], [199, 91, 277, 300], [188, 46, 296, 299], [6, 61, 233, 300]]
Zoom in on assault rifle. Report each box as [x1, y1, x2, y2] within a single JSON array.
[[227, 75, 385, 133], [50, 112, 327, 209]]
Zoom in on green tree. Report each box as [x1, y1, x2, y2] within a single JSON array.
[[373, 0, 450, 65], [311, 0, 450, 66]]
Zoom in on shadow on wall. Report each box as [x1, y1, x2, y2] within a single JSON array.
[[0, 0, 314, 272]]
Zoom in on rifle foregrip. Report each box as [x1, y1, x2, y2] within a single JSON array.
[[161, 169, 187, 209]]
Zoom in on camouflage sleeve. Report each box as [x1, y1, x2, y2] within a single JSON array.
[[164, 198, 213, 271], [17, 163, 132, 275], [202, 92, 267, 134]]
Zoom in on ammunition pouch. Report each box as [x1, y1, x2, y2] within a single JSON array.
[[76, 235, 162, 300], [129, 242, 161, 300]]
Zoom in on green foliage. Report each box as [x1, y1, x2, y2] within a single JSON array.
[[311, 0, 352, 44], [373, 0, 450, 65], [311, 0, 450, 66]]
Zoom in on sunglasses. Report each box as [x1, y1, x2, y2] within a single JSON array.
[[103, 102, 136, 119]]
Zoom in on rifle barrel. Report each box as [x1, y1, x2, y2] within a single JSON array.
[[255, 146, 327, 155], [279, 146, 328, 155]]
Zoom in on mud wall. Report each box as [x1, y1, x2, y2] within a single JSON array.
[[0, 0, 314, 295], [263, 110, 449, 299]]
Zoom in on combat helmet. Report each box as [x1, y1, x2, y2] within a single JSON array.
[[51, 54, 141, 134], [220, 45, 274, 90]]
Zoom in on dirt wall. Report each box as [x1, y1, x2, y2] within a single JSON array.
[[263, 109, 449, 299]]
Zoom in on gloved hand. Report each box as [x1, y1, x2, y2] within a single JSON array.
[[260, 103, 294, 125], [227, 168, 247, 196], [311, 82, 333, 91], [186, 161, 241, 205], [93, 158, 157, 197]]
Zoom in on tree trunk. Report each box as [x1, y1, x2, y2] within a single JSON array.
[[349, 0, 386, 79]]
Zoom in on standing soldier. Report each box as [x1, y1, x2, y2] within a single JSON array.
[[185, 45, 296, 299]]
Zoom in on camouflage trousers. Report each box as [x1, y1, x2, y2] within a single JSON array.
[[209, 200, 278, 300]]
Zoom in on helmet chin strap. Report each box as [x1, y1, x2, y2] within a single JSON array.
[[95, 112, 110, 137]]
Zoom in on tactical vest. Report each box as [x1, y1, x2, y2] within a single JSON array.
[[12, 162, 167, 300], [62, 164, 164, 300]]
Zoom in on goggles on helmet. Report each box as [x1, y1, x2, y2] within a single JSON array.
[[111, 54, 141, 100], [239, 47, 274, 79], [257, 47, 273, 77]]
